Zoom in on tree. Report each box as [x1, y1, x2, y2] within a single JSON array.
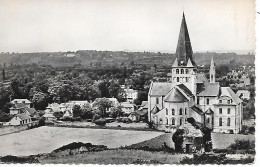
[[31, 91, 50, 110], [92, 98, 112, 117], [81, 103, 94, 119], [72, 104, 82, 118]]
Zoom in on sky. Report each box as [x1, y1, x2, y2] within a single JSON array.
[[0, 0, 256, 53]]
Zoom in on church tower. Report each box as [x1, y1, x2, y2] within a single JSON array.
[[210, 56, 215, 83], [172, 12, 197, 95]]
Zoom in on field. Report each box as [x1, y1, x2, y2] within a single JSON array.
[[211, 133, 255, 149], [0, 126, 163, 156]]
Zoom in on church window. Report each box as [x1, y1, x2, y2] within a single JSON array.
[[227, 100, 230, 104], [197, 97, 200, 105], [181, 69, 184, 74], [166, 108, 168, 115], [166, 118, 168, 125], [211, 75, 213, 81], [227, 118, 230, 126], [177, 77, 179, 82], [172, 109, 175, 115], [184, 108, 187, 115], [227, 108, 230, 114], [172, 118, 175, 125], [219, 100, 222, 104], [185, 69, 189, 74], [186, 77, 188, 82], [206, 98, 209, 105], [219, 117, 222, 126], [207, 117, 210, 123], [180, 118, 183, 125], [179, 108, 183, 115], [156, 98, 159, 104], [219, 108, 222, 114], [176, 69, 179, 74]]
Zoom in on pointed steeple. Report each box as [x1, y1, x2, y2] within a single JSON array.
[[210, 55, 215, 67], [175, 12, 196, 66], [171, 58, 178, 67]]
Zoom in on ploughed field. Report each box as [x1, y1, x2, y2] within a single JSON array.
[[0, 126, 163, 156]]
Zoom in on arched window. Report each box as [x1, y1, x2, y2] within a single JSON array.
[[172, 109, 175, 115], [181, 69, 184, 74], [179, 108, 183, 115], [166, 118, 168, 125], [166, 108, 168, 115], [227, 118, 230, 126], [172, 118, 175, 125], [219, 117, 222, 126], [184, 108, 187, 115], [185, 69, 189, 74], [186, 77, 188, 82], [180, 118, 183, 125], [207, 117, 210, 123], [227, 108, 230, 114], [206, 98, 209, 105], [211, 75, 213, 81], [156, 98, 159, 104], [176, 69, 179, 74], [177, 77, 179, 82]]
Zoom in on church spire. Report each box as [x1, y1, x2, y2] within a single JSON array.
[[175, 12, 196, 66], [210, 56, 215, 83]]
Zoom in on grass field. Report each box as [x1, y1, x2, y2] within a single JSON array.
[[211, 133, 255, 149], [0, 126, 163, 156]]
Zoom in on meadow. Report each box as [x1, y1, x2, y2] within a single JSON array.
[[0, 126, 163, 156]]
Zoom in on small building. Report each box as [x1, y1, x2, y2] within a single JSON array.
[[9, 103, 27, 115], [236, 90, 250, 100], [10, 113, 32, 126], [120, 102, 135, 114], [128, 110, 148, 122], [124, 88, 138, 102], [178, 122, 204, 153], [43, 113, 57, 121], [11, 99, 31, 108]]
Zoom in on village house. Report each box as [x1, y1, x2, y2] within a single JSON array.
[[9, 113, 32, 126], [11, 99, 32, 108], [120, 102, 135, 114], [124, 88, 138, 102], [148, 13, 243, 134], [236, 90, 250, 100]]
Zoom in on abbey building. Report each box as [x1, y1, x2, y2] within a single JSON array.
[[148, 13, 243, 134]]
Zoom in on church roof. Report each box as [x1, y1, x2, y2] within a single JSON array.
[[149, 82, 173, 96], [176, 84, 193, 97], [197, 82, 220, 97], [190, 105, 204, 115], [197, 74, 209, 83], [220, 87, 242, 104], [175, 12, 196, 66], [164, 88, 189, 103]]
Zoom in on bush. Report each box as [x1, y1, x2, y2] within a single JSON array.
[[117, 117, 132, 123], [94, 119, 106, 126]]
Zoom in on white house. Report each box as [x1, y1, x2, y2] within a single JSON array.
[[11, 99, 32, 108], [120, 102, 135, 114], [236, 90, 250, 100], [124, 88, 138, 102], [148, 13, 243, 134], [10, 113, 32, 126]]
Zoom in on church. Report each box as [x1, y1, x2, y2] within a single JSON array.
[[148, 13, 243, 134]]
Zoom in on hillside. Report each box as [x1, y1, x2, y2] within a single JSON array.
[[0, 50, 255, 68]]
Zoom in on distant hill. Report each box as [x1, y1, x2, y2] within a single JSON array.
[[0, 50, 255, 68]]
